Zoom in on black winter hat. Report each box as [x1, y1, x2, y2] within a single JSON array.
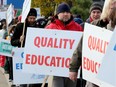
[[27, 8, 37, 17], [56, 2, 70, 14], [89, 2, 103, 13]]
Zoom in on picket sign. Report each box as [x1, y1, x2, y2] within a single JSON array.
[[97, 28, 116, 87], [12, 48, 47, 84], [0, 39, 14, 57], [82, 23, 115, 87], [21, 0, 31, 47], [21, 0, 31, 23], [6, 4, 14, 26], [23, 28, 82, 77]]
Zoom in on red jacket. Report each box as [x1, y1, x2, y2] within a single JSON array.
[[46, 19, 83, 31]]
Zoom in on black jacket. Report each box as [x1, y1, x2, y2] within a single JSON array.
[[11, 21, 37, 47]]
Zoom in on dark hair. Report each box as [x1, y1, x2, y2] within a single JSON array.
[[109, 7, 116, 28]]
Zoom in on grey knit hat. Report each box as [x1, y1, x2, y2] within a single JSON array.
[[89, 2, 103, 13]]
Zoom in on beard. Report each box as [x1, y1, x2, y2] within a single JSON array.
[[59, 16, 70, 22]]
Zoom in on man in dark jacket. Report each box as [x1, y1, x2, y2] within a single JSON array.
[[11, 8, 47, 87], [11, 8, 37, 47], [46, 2, 83, 87]]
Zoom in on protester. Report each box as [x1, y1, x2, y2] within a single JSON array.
[[81, 2, 102, 28], [92, 0, 116, 28], [46, 2, 83, 87], [4, 16, 21, 82], [0, 19, 9, 74], [73, 2, 103, 87], [0, 21, 7, 71], [69, 0, 116, 87], [5, 25, 16, 82], [11, 8, 37, 47], [11, 8, 47, 87], [69, 2, 102, 87], [87, 2, 102, 23]]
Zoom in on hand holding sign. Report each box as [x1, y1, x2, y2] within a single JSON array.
[[20, 35, 25, 43], [69, 72, 78, 82]]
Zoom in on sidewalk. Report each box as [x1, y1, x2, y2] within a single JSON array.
[[0, 67, 12, 87]]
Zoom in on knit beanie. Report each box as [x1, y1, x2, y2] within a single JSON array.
[[27, 8, 37, 17], [56, 2, 70, 14], [89, 2, 103, 13]]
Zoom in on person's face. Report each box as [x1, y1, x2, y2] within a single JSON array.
[[90, 9, 101, 21], [57, 12, 71, 22], [27, 16, 36, 26]]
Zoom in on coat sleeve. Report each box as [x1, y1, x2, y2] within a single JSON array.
[[91, 19, 109, 28], [69, 37, 82, 72]]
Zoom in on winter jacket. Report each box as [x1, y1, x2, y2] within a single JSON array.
[[69, 38, 82, 72], [46, 18, 83, 31], [11, 21, 37, 47]]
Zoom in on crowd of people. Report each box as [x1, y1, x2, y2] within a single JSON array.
[[0, 0, 116, 87]]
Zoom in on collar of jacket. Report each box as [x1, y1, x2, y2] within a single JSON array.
[[86, 16, 93, 23]]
